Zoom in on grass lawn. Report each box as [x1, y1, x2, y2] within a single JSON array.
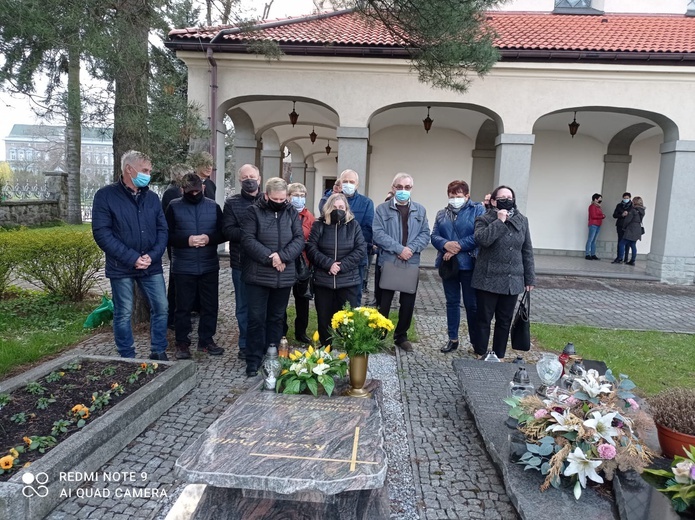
[[531, 323, 695, 396], [0, 288, 97, 378], [285, 305, 418, 348]]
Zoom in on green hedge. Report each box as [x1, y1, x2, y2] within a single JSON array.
[[0, 230, 23, 297], [4, 227, 103, 301]]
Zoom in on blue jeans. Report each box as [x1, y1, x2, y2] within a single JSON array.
[[442, 270, 480, 349], [232, 268, 248, 349], [110, 274, 168, 358], [585, 225, 600, 256], [618, 239, 636, 263]]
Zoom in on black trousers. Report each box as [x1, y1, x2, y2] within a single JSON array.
[[475, 290, 518, 359], [174, 271, 219, 347], [373, 263, 383, 306], [246, 284, 292, 371], [283, 283, 311, 338], [314, 284, 359, 347], [615, 227, 628, 262], [379, 287, 416, 345], [166, 247, 176, 327]]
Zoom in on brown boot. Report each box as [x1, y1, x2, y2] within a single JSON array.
[[175, 342, 192, 360]]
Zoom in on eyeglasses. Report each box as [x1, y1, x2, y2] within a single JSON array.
[[393, 185, 412, 190]]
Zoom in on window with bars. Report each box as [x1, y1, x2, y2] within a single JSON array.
[[555, 0, 591, 7]]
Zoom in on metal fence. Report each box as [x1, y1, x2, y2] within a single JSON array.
[[0, 181, 54, 202]]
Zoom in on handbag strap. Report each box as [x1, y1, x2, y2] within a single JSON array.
[[520, 290, 530, 315]]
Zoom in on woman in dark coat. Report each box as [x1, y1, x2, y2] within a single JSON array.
[[618, 196, 645, 266], [306, 193, 366, 346], [241, 177, 305, 377], [471, 185, 535, 359]]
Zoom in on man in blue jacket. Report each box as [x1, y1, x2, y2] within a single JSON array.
[[92, 150, 169, 360]]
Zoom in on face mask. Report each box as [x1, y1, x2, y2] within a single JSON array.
[[395, 190, 411, 202], [290, 196, 306, 211], [132, 171, 151, 188], [267, 199, 287, 212], [330, 209, 346, 222], [184, 192, 204, 204], [495, 198, 515, 211], [342, 183, 356, 196], [241, 179, 259, 193], [448, 197, 467, 209], [623, 198, 630, 204]]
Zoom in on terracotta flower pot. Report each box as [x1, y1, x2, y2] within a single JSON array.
[[348, 354, 370, 398], [655, 422, 695, 459]]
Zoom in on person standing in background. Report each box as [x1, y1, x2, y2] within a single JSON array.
[[190, 151, 216, 200], [612, 192, 632, 264], [585, 193, 605, 260], [618, 196, 646, 267]]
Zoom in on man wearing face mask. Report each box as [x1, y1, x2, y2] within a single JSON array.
[[431, 180, 485, 354], [612, 192, 632, 264], [92, 150, 169, 360], [222, 164, 262, 360], [373, 173, 431, 352], [165, 174, 226, 360]]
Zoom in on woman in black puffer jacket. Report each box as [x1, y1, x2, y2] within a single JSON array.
[[306, 193, 366, 346]]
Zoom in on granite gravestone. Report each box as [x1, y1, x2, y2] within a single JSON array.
[[175, 380, 388, 519]]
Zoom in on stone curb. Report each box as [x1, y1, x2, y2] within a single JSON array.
[[0, 353, 197, 520]]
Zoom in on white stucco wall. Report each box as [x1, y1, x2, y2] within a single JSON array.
[[367, 125, 475, 227]]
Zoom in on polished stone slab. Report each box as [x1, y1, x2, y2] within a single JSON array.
[[175, 380, 387, 496]]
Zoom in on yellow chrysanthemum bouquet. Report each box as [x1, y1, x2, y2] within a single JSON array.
[[275, 333, 348, 397], [330, 304, 394, 357]]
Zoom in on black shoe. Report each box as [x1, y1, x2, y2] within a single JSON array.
[[237, 349, 247, 360], [198, 342, 225, 356], [175, 343, 192, 360], [395, 340, 413, 352], [626, 261, 635, 266], [295, 333, 312, 344], [365, 298, 378, 307], [246, 366, 258, 377], [441, 340, 459, 353], [585, 255, 592, 260], [590, 255, 600, 260], [611, 259, 623, 264], [167, 323, 175, 331], [149, 351, 169, 361]]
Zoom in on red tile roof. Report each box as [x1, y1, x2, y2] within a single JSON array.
[[168, 10, 695, 54]]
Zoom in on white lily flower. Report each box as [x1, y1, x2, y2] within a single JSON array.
[[576, 376, 612, 398], [312, 364, 330, 376], [546, 410, 580, 433], [298, 367, 308, 375], [564, 447, 604, 492], [583, 411, 620, 446]]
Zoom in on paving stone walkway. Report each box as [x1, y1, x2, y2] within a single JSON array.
[[32, 261, 695, 520]]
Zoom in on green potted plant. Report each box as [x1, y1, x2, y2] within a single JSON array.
[[330, 304, 394, 398], [649, 388, 695, 459]]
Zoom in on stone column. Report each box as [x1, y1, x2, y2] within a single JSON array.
[[493, 134, 535, 213], [647, 141, 695, 284], [291, 162, 306, 185], [337, 127, 369, 183], [305, 166, 317, 214], [598, 154, 631, 258], [234, 138, 260, 190], [261, 150, 283, 179], [470, 149, 495, 203]]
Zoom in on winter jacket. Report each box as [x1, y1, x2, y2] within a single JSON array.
[[588, 203, 605, 227], [373, 199, 430, 267], [161, 183, 181, 214], [613, 201, 632, 229], [431, 201, 485, 271], [471, 210, 535, 295], [240, 198, 305, 288], [202, 177, 216, 201], [222, 190, 262, 269], [319, 191, 374, 251], [297, 207, 316, 264], [92, 180, 168, 279], [306, 217, 366, 289], [165, 197, 225, 276], [622, 205, 645, 241]]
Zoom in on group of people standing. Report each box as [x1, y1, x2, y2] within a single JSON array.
[[93, 149, 539, 374], [584, 192, 646, 265]]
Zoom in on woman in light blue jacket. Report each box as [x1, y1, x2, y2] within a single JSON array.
[[431, 180, 485, 355]]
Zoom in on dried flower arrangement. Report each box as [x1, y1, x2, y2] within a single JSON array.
[[649, 388, 695, 435]]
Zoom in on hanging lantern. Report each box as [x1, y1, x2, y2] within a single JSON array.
[[423, 106, 433, 133], [569, 111, 580, 138], [325, 140, 331, 155], [309, 127, 317, 144], [289, 101, 299, 127]]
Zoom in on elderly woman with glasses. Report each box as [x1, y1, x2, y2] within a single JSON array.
[[471, 185, 535, 359]]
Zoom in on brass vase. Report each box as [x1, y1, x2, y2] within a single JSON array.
[[347, 354, 370, 398]]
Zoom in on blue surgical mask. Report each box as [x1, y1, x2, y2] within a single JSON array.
[[341, 183, 356, 196], [290, 196, 306, 211], [132, 172, 151, 188], [448, 197, 467, 209], [623, 198, 630, 204], [395, 190, 411, 202]]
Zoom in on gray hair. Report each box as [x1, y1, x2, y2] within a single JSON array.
[[392, 172, 413, 188], [323, 193, 354, 224], [189, 151, 214, 169], [168, 163, 191, 183], [287, 182, 307, 195], [121, 150, 151, 173], [339, 169, 359, 183], [265, 177, 288, 195], [238, 164, 260, 177]]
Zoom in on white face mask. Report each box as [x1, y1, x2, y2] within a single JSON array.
[[448, 197, 467, 209]]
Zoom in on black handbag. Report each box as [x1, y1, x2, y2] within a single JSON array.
[[438, 256, 459, 280], [295, 254, 311, 282], [510, 290, 531, 352]]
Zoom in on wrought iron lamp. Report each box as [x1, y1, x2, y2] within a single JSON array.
[[568, 112, 580, 138], [309, 127, 317, 144], [423, 106, 433, 133], [289, 101, 299, 127], [325, 140, 331, 155]]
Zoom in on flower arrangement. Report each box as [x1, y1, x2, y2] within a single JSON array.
[[330, 305, 394, 357], [506, 368, 654, 500], [643, 446, 695, 514], [275, 335, 348, 397]]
